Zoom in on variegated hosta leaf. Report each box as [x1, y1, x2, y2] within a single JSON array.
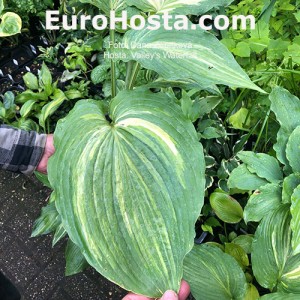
[[39, 89, 67, 129], [282, 174, 300, 204], [291, 184, 300, 255], [183, 244, 247, 300], [65, 240, 88, 276], [252, 204, 300, 293], [115, 23, 264, 92], [79, 0, 126, 14], [0, 12, 22, 37], [31, 202, 61, 237], [126, 0, 234, 15], [286, 126, 300, 173], [270, 87, 300, 167], [48, 90, 205, 297], [260, 293, 300, 300]]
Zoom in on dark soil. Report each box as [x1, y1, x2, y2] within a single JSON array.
[[0, 170, 127, 300]]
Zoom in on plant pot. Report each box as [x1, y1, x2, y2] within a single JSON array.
[[11, 46, 35, 67], [0, 272, 21, 300], [11, 68, 28, 84], [0, 61, 19, 77], [0, 77, 14, 94]]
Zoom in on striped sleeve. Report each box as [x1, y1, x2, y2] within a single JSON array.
[[0, 125, 47, 175]]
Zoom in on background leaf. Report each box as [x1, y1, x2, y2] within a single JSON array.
[[237, 151, 283, 183], [291, 184, 300, 254], [210, 192, 243, 223], [282, 174, 300, 204], [286, 126, 300, 173], [127, 0, 234, 15], [260, 293, 299, 300], [228, 164, 269, 191], [183, 244, 247, 300], [115, 23, 264, 92], [270, 87, 300, 167], [244, 183, 282, 223], [65, 240, 88, 276], [252, 204, 300, 292], [0, 12, 22, 37]]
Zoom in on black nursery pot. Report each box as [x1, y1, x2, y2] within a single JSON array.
[[0, 77, 14, 94], [0, 272, 21, 300], [0, 61, 19, 77], [11, 46, 35, 67], [11, 68, 28, 85]]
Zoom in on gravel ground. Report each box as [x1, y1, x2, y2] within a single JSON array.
[[0, 170, 126, 300]]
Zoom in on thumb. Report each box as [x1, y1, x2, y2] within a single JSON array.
[[161, 290, 178, 300]]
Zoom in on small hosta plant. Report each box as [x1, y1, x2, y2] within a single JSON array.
[[0, 0, 21, 37]]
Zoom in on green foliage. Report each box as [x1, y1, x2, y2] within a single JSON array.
[[183, 244, 247, 300], [6, 0, 53, 18], [226, 87, 300, 297]]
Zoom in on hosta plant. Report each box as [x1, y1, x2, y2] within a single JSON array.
[[32, 0, 264, 298], [0, 0, 21, 37], [181, 87, 300, 300], [223, 87, 300, 298]]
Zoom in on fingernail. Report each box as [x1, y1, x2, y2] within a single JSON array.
[[161, 290, 178, 300]]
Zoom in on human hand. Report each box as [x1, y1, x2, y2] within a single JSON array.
[[36, 134, 55, 174], [122, 280, 190, 300]]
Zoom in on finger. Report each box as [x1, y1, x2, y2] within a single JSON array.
[[178, 280, 191, 300], [122, 293, 152, 300], [161, 290, 178, 300]]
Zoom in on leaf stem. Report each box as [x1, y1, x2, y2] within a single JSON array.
[[253, 109, 270, 152], [125, 61, 140, 90]]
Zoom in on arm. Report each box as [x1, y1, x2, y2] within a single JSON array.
[[0, 125, 54, 175]]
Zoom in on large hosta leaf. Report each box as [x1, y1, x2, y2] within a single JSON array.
[[183, 244, 247, 300], [127, 0, 234, 15], [115, 23, 264, 92], [48, 90, 205, 297], [252, 204, 300, 293]]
